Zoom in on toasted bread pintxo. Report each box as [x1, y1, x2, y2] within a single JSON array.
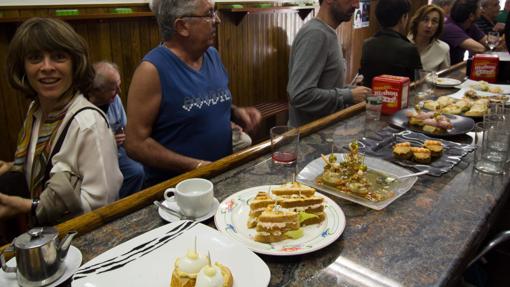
[[254, 206, 301, 243], [411, 147, 431, 164], [464, 104, 487, 117], [247, 192, 275, 228], [271, 182, 316, 197], [423, 140, 443, 157], [393, 142, 412, 160]]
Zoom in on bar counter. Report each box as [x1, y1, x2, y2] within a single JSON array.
[[51, 63, 510, 286]]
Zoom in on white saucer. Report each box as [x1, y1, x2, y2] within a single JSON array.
[[158, 197, 219, 223], [0, 245, 82, 287]]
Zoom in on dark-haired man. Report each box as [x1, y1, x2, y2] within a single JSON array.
[[287, 0, 371, 127], [440, 0, 488, 65], [432, 0, 455, 16], [360, 0, 422, 86]]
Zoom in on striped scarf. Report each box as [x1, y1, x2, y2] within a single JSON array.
[[13, 100, 71, 198]]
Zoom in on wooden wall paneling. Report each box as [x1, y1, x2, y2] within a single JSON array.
[[109, 20, 129, 104], [86, 20, 113, 64], [217, 9, 314, 108]]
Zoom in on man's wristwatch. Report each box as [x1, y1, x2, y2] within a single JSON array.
[[31, 198, 39, 217]]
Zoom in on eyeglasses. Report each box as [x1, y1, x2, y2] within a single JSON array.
[[180, 10, 219, 22]]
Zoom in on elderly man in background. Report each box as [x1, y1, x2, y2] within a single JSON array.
[[126, 0, 261, 186], [287, 0, 371, 127], [360, 0, 422, 86], [432, 0, 455, 16], [89, 62, 144, 198], [440, 0, 488, 65], [476, 0, 505, 33]]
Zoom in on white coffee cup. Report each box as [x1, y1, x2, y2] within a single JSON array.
[[164, 178, 214, 218]]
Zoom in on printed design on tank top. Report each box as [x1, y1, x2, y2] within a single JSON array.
[[182, 88, 231, 112]]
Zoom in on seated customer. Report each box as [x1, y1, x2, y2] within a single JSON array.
[[125, 0, 261, 186], [89, 61, 144, 198], [0, 18, 122, 226], [287, 0, 370, 127], [360, 0, 422, 86], [408, 4, 451, 71], [440, 0, 487, 65], [476, 0, 504, 33]]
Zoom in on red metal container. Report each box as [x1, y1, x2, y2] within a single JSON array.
[[372, 75, 410, 115], [470, 54, 499, 83]]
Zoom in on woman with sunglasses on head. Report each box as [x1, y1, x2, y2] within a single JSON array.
[[408, 4, 451, 71], [0, 18, 122, 227]]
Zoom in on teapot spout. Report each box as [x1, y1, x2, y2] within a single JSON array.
[[58, 231, 78, 261]]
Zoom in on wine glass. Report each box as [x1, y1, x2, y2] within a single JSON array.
[[487, 31, 500, 52]]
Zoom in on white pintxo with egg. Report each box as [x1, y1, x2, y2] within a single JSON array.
[[170, 243, 233, 287]]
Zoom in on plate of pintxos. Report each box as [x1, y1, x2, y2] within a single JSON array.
[[390, 108, 475, 137]]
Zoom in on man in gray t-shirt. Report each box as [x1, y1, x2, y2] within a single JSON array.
[[287, 0, 370, 127]]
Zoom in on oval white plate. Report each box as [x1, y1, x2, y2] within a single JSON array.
[[435, 77, 462, 87], [0, 246, 82, 287], [158, 197, 219, 222], [214, 185, 346, 256], [72, 221, 270, 287]]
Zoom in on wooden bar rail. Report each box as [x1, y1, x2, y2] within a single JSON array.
[[0, 61, 468, 251], [0, 102, 365, 252], [47, 62, 467, 241]]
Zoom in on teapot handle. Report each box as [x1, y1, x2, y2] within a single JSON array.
[[0, 244, 16, 273]]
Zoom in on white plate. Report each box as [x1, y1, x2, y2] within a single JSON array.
[[455, 79, 510, 94], [214, 185, 346, 256], [72, 221, 270, 287], [158, 197, 219, 222], [0, 246, 82, 287], [435, 77, 462, 87], [297, 153, 418, 210], [447, 87, 509, 102]]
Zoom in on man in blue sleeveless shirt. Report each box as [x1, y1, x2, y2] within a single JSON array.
[[126, 0, 261, 186]]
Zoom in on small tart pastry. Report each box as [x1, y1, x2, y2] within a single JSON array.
[[411, 147, 431, 164], [392, 142, 412, 160], [171, 250, 208, 287], [423, 140, 443, 157], [195, 263, 233, 287]]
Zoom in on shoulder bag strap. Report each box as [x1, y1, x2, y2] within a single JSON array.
[[42, 107, 109, 186]]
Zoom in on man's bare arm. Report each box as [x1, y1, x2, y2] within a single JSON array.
[[459, 37, 486, 54], [125, 62, 208, 173]]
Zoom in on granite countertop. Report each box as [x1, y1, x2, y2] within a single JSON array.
[[71, 112, 510, 287]]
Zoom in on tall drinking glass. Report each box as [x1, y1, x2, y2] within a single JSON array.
[[270, 126, 299, 165], [413, 69, 436, 106], [487, 31, 500, 52]]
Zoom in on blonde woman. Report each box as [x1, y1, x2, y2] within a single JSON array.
[[408, 4, 451, 71]]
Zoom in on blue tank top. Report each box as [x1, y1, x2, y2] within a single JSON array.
[[143, 46, 232, 185]]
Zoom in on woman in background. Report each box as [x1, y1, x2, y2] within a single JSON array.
[[408, 4, 451, 71], [0, 18, 122, 227]]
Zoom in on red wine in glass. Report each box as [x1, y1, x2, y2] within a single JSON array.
[[272, 151, 297, 165]]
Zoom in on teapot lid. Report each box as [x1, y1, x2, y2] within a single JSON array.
[[14, 227, 58, 249]]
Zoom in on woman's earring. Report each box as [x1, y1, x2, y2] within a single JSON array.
[[21, 74, 26, 86]]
